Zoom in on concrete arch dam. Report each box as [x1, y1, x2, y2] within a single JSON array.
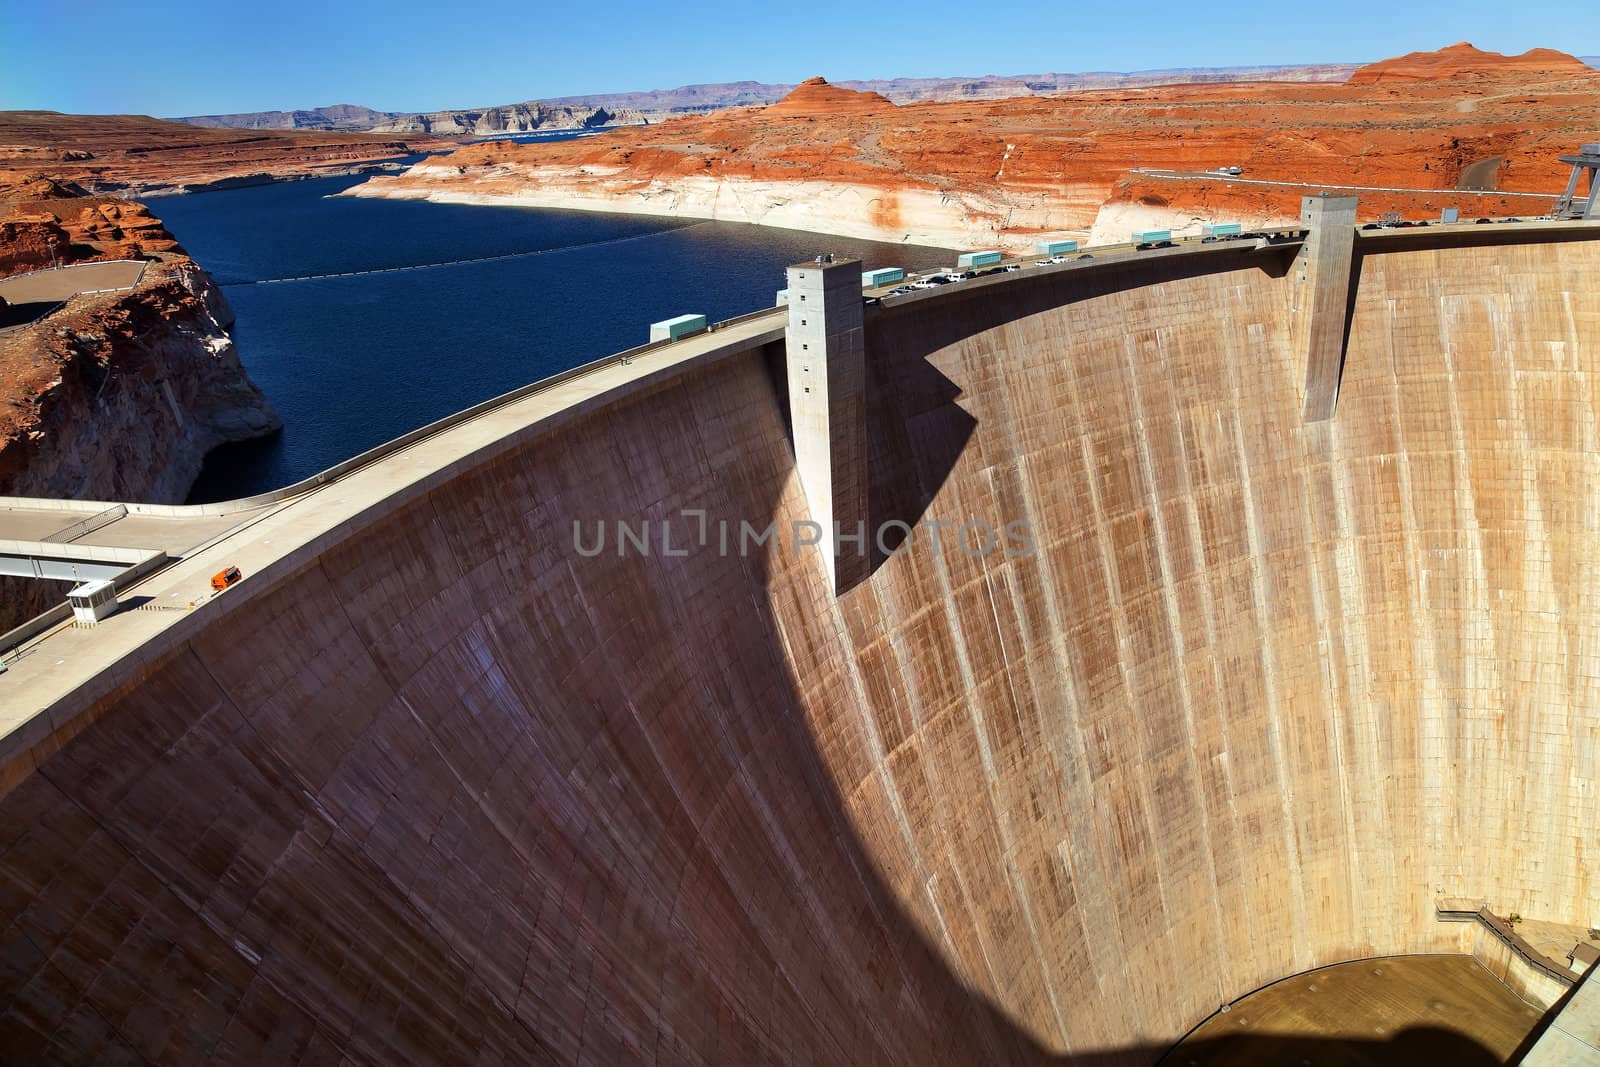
[[0, 229, 1595, 1063]]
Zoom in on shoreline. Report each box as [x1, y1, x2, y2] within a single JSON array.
[[343, 170, 1085, 253], [125, 155, 448, 198], [343, 163, 1565, 252]]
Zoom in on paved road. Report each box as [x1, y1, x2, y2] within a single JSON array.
[[1131, 168, 1557, 200], [0, 260, 146, 303], [0, 503, 269, 554]]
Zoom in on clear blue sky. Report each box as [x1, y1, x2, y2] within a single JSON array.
[[2, 0, 1591, 116]]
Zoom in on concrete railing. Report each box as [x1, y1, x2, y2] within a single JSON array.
[[158, 306, 786, 516], [710, 305, 787, 331], [0, 306, 790, 529], [0, 308, 789, 656]]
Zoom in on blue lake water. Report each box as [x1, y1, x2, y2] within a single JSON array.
[[149, 171, 952, 501]]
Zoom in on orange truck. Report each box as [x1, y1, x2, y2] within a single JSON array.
[[211, 566, 242, 592]]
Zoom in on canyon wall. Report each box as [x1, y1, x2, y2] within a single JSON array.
[[344, 163, 1079, 251], [0, 262, 280, 631], [366, 103, 646, 135], [0, 174, 282, 632], [0, 234, 1595, 1062], [0, 113, 455, 197], [0, 175, 185, 276], [0, 264, 280, 502], [347, 45, 1600, 252]]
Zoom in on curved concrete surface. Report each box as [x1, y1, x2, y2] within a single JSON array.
[[1167, 955, 1543, 1065], [0, 229, 1597, 1063]]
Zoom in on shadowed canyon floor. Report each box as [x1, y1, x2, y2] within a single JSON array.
[[0, 227, 1597, 1062]]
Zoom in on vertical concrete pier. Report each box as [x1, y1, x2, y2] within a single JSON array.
[[785, 256, 867, 593], [1554, 143, 1600, 219], [1294, 194, 1359, 421]]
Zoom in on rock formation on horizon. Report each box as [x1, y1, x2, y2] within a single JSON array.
[[1348, 41, 1594, 83], [0, 112, 456, 196], [767, 77, 893, 115], [346, 42, 1600, 251], [172, 60, 1368, 132]]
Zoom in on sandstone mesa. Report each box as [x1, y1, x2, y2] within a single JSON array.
[[0, 111, 456, 197], [174, 61, 1365, 133], [345, 43, 1600, 250]]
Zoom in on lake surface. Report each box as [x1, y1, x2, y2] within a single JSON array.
[[151, 171, 952, 501]]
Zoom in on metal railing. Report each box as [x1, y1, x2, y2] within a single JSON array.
[[0, 260, 150, 335], [0, 259, 148, 286], [43, 505, 127, 544], [0, 301, 66, 337]]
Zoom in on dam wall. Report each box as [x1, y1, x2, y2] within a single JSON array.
[[0, 234, 1596, 1062]]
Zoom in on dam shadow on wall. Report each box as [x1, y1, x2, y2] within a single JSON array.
[[761, 314, 979, 583], [841, 247, 1298, 586]]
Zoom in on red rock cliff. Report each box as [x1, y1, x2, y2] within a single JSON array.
[[348, 45, 1600, 247], [0, 178, 281, 631], [767, 77, 893, 115], [1347, 41, 1593, 83]]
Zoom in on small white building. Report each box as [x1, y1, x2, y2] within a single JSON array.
[[68, 579, 118, 625]]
